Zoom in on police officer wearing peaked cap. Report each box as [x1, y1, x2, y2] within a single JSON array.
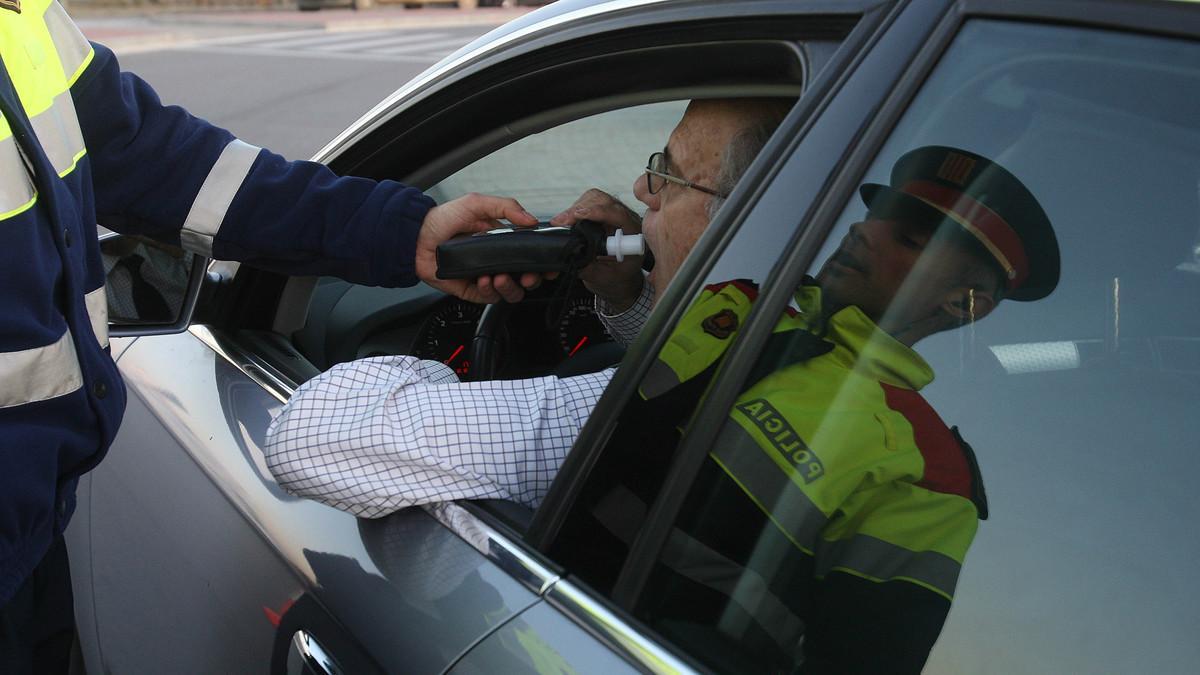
[[859, 144, 1061, 302]]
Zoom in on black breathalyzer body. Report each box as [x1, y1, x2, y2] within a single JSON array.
[[435, 221, 638, 279]]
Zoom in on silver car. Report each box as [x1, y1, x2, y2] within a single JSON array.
[[74, 0, 1200, 672]]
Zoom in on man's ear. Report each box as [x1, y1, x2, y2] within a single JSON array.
[[942, 286, 997, 323]]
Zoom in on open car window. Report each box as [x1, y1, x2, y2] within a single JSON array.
[[549, 17, 1200, 674], [427, 101, 688, 218], [290, 101, 689, 375]]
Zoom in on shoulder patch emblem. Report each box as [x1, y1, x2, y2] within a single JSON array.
[[702, 309, 739, 339], [0, 0, 20, 13], [735, 398, 825, 483]]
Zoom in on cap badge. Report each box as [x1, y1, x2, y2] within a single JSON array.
[[937, 152, 976, 186], [702, 309, 739, 339]]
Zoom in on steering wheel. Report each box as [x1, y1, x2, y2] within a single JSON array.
[[466, 302, 509, 381], [465, 287, 626, 382]]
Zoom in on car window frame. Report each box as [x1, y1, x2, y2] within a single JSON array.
[[213, 54, 825, 402], [228, 19, 869, 386]]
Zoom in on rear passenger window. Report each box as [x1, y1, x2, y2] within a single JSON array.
[[570, 20, 1200, 674]]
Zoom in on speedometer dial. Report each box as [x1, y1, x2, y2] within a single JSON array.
[[411, 301, 483, 378], [559, 297, 613, 357]]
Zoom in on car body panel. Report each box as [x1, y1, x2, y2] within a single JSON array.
[[76, 329, 546, 673], [449, 599, 643, 674]]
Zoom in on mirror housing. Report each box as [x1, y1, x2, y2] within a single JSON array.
[[98, 229, 209, 338]]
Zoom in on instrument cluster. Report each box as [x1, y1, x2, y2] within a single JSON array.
[[410, 286, 615, 380]]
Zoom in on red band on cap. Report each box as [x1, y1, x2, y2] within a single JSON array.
[[899, 180, 1029, 289]]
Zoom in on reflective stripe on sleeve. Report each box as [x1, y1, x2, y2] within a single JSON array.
[[710, 421, 828, 553], [0, 330, 84, 408], [28, 91, 86, 177], [0, 136, 37, 220], [180, 140, 261, 257], [43, 0, 95, 85], [85, 286, 109, 348], [814, 533, 962, 601]]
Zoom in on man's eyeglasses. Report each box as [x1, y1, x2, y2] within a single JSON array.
[[644, 151, 727, 198]]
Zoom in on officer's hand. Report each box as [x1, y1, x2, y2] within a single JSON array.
[[550, 189, 645, 313], [416, 193, 540, 304]]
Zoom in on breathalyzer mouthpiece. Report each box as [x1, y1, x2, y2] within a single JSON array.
[[606, 228, 644, 262], [435, 221, 644, 279]]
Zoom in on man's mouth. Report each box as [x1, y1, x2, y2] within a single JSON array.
[[830, 247, 867, 274]]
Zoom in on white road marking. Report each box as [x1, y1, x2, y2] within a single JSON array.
[[249, 29, 398, 50], [179, 44, 451, 64], [371, 36, 473, 55], [183, 28, 479, 63], [312, 32, 452, 52]]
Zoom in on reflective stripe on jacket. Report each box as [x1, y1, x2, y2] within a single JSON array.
[[0, 1, 435, 603]]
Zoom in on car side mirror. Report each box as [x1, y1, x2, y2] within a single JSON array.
[[98, 230, 209, 338]]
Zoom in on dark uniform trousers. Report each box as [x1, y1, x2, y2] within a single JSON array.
[[0, 536, 75, 675]]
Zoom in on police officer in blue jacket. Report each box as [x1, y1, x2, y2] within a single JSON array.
[[0, 4, 539, 671]]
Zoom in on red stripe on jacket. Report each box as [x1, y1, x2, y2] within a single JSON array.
[[879, 383, 972, 501]]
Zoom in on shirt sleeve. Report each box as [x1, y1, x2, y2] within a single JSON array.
[[263, 356, 614, 518], [74, 43, 434, 288], [595, 273, 654, 346]]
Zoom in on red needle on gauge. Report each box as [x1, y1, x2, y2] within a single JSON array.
[[568, 336, 589, 357], [444, 345, 465, 364]]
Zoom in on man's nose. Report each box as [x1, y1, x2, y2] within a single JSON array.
[[633, 173, 657, 209]]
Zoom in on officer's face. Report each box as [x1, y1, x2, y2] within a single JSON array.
[[817, 216, 976, 330], [635, 101, 741, 305]]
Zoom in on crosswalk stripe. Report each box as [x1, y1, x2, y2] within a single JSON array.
[[192, 29, 330, 48], [372, 36, 475, 56], [313, 32, 453, 52], [182, 44, 449, 64], [250, 29, 396, 50]]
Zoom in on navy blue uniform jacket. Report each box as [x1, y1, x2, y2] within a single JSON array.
[[0, 40, 435, 603]]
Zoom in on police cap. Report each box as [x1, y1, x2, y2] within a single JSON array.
[[859, 145, 1060, 301]]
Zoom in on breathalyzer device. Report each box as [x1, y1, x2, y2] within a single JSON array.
[[435, 221, 644, 279]]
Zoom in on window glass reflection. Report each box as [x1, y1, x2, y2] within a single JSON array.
[[638, 20, 1200, 674]]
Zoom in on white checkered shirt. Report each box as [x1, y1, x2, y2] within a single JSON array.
[[595, 274, 653, 346], [265, 356, 614, 517], [265, 282, 653, 518]]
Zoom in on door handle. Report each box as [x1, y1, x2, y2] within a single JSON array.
[[291, 630, 343, 675]]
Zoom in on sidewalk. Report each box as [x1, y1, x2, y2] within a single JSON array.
[[73, 5, 534, 53]]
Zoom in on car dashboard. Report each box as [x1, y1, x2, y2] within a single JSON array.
[[291, 276, 617, 382]]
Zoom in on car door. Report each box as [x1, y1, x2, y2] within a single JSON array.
[[507, 0, 1200, 672], [72, 1, 867, 673]]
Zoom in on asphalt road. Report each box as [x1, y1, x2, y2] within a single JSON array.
[[88, 15, 501, 159]]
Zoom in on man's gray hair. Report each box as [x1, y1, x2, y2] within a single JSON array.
[[706, 104, 791, 220]]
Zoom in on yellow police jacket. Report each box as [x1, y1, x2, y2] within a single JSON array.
[[640, 280, 988, 673]]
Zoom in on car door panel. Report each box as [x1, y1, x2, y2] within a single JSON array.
[[449, 599, 641, 675], [84, 329, 545, 672]]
